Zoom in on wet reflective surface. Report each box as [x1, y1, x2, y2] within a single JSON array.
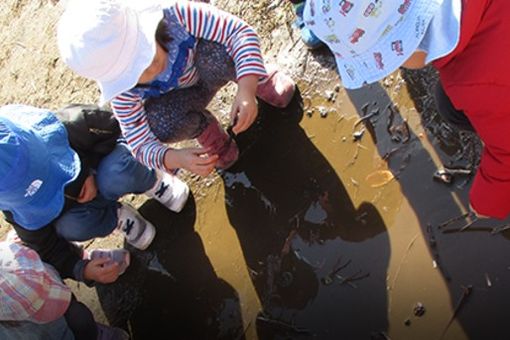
[[96, 57, 510, 340]]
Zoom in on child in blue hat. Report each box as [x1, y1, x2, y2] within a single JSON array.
[[57, 0, 296, 177], [0, 104, 190, 287]]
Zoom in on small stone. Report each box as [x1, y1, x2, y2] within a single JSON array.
[[319, 107, 328, 118], [413, 302, 426, 317], [325, 90, 335, 102], [404, 319, 411, 326], [334, 84, 341, 92], [306, 110, 313, 117], [353, 129, 365, 141]]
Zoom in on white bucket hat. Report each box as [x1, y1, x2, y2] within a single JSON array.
[[303, 0, 444, 89], [57, 0, 164, 104]]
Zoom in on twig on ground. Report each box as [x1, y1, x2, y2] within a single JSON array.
[[390, 234, 419, 290], [439, 285, 472, 340]]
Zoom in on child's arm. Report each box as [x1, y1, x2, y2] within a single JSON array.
[[111, 93, 172, 170], [172, 1, 267, 80], [111, 93, 218, 174], [173, 1, 267, 133]]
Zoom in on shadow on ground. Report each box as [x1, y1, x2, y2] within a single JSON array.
[[221, 90, 390, 339], [347, 67, 510, 340], [95, 196, 245, 340]]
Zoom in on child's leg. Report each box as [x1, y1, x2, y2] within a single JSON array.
[[64, 295, 97, 340], [434, 81, 475, 132], [145, 40, 240, 169], [54, 196, 118, 241], [256, 65, 296, 108], [95, 143, 157, 201], [96, 142, 190, 212], [289, 0, 324, 49]]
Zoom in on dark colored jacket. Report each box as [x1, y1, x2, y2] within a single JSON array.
[[433, 0, 510, 219], [3, 104, 120, 281]]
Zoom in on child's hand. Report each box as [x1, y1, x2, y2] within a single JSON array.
[[164, 147, 219, 177], [231, 75, 259, 134], [83, 257, 121, 284], [77, 175, 97, 203]]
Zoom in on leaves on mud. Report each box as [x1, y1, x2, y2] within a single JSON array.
[[365, 170, 394, 188]]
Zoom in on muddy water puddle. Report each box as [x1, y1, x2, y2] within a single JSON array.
[[95, 65, 510, 340]]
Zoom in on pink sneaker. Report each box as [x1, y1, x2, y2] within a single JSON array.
[[256, 65, 296, 108], [197, 117, 239, 170]]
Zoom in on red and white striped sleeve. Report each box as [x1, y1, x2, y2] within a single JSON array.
[[110, 92, 168, 170], [172, 0, 268, 80]]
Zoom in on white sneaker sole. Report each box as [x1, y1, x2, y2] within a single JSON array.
[[168, 183, 190, 213], [133, 220, 156, 251]]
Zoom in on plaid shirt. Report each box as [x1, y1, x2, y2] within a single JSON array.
[[0, 240, 71, 323]]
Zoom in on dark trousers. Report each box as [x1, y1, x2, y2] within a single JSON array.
[[434, 81, 475, 132], [64, 295, 97, 340]]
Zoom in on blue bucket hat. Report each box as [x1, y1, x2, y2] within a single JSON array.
[[0, 105, 81, 230]]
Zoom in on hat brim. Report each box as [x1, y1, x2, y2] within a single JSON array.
[[0, 105, 81, 230], [98, 5, 164, 104], [308, 0, 444, 89]]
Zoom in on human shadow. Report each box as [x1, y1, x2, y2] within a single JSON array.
[[95, 195, 245, 340], [221, 91, 391, 339], [346, 69, 510, 340]]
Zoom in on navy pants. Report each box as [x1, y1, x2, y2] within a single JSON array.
[[54, 143, 157, 241]]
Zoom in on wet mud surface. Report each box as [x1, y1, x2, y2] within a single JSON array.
[[95, 53, 510, 339]]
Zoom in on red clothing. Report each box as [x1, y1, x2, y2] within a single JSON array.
[[433, 0, 510, 219]]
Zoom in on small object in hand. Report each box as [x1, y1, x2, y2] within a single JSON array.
[[413, 302, 426, 317], [90, 248, 130, 275]]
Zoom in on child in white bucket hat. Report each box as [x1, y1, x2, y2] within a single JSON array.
[[304, 0, 510, 219], [57, 0, 296, 177]]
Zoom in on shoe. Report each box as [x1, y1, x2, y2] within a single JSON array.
[[145, 172, 190, 212], [96, 323, 130, 340], [197, 117, 239, 170], [292, 2, 324, 50], [116, 204, 156, 251], [89, 248, 130, 275], [256, 65, 296, 108]]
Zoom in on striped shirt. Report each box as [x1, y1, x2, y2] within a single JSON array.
[[0, 241, 71, 324], [111, 0, 267, 170]]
